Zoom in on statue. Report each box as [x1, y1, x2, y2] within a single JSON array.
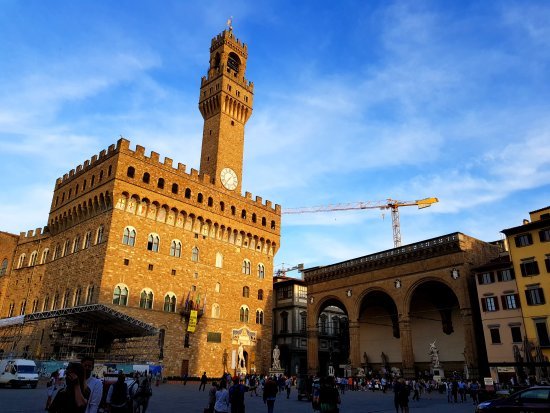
[[222, 348, 228, 372], [429, 340, 440, 368], [238, 343, 245, 369], [363, 352, 368, 365], [272, 345, 281, 370]]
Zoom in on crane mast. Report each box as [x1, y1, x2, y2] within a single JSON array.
[[282, 197, 439, 248]]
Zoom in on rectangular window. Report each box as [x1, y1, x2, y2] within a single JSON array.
[[539, 228, 550, 242], [502, 294, 520, 310], [482, 296, 499, 312], [525, 288, 545, 305], [277, 286, 292, 299], [520, 260, 540, 277], [497, 269, 515, 282], [490, 328, 501, 344], [478, 272, 494, 284], [297, 286, 307, 299], [511, 326, 523, 343], [515, 233, 533, 247], [545, 256, 550, 273], [535, 320, 550, 347]]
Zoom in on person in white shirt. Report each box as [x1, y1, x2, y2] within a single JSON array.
[[81, 356, 103, 413]]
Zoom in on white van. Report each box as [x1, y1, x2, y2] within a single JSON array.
[[0, 359, 39, 388]]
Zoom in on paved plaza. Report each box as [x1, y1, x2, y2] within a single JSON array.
[[0, 381, 479, 413]]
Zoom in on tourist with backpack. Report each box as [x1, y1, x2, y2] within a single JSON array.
[[214, 380, 230, 413], [229, 377, 248, 413]]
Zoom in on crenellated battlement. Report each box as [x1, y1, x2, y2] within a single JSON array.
[[211, 29, 248, 55], [18, 226, 50, 242], [120, 139, 280, 213], [55, 142, 118, 188], [201, 64, 254, 92]]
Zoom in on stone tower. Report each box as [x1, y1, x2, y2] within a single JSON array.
[[199, 28, 254, 194]]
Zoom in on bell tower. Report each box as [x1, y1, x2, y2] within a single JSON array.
[[199, 28, 254, 193]]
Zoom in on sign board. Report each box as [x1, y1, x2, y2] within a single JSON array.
[[484, 377, 494, 392], [497, 367, 516, 373], [187, 310, 197, 332]]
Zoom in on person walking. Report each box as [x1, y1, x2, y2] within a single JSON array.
[[285, 376, 292, 399], [214, 380, 230, 413], [397, 378, 410, 413], [106, 372, 129, 413], [81, 356, 102, 413], [263, 376, 278, 413], [318, 376, 340, 413], [45, 370, 63, 411], [48, 362, 90, 413], [229, 377, 248, 413], [200, 372, 208, 391]]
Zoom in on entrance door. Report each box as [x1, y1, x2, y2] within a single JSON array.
[[181, 359, 189, 377]]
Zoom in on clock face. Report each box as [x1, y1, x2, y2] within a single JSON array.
[[220, 168, 238, 190]]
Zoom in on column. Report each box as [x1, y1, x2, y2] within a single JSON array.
[[348, 321, 361, 370], [461, 307, 478, 378], [399, 315, 415, 378], [307, 327, 319, 376]]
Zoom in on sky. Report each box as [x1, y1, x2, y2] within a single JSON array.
[[1, 0, 549, 274]]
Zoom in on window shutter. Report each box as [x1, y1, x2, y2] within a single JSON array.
[[496, 271, 502, 282], [510, 268, 515, 279], [527, 233, 533, 244], [514, 294, 521, 308], [477, 274, 483, 284], [501, 296, 507, 309], [514, 236, 521, 247], [490, 272, 495, 283], [533, 261, 540, 275], [481, 298, 487, 312], [520, 263, 527, 277], [494, 298, 500, 311], [540, 289, 546, 304]]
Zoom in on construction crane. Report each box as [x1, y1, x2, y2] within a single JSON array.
[[274, 263, 304, 277], [282, 198, 439, 248]]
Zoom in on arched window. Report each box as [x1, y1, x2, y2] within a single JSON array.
[[31, 299, 38, 313], [29, 251, 38, 266], [262, 217, 266, 227], [197, 193, 203, 203], [108, 165, 112, 176], [63, 290, 71, 308], [163, 293, 176, 312], [122, 227, 136, 246], [52, 292, 60, 310], [215, 282, 221, 293], [240, 305, 249, 323], [17, 253, 26, 269], [54, 244, 61, 259], [215, 252, 223, 268], [242, 259, 251, 275], [74, 287, 82, 306], [191, 247, 199, 262], [157, 178, 165, 189], [63, 239, 71, 256], [7, 302, 15, 317], [258, 289, 264, 300], [220, 201, 225, 212], [147, 233, 160, 252], [91, 175, 95, 187], [73, 235, 81, 253], [231, 206, 236, 216], [84, 231, 92, 249], [86, 284, 95, 304], [208, 197, 213, 207], [243, 286, 250, 298], [43, 295, 50, 312], [185, 188, 191, 199], [212, 303, 221, 319], [99, 170, 104, 182], [96, 225, 105, 244], [143, 172, 150, 183], [271, 220, 276, 230], [0, 259, 8, 275], [241, 209, 246, 219], [41, 249, 49, 264], [256, 310, 264, 325], [140, 289, 154, 309], [257, 264, 265, 279], [170, 240, 182, 257], [113, 285, 129, 306], [19, 300, 26, 315], [252, 213, 257, 223], [127, 166, 135, 178], [171, 183, 178, 194], [300, 311, 307, 332]]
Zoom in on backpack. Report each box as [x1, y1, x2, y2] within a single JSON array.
[[136, 379, 152, 398], [111, 382, 128, 406]]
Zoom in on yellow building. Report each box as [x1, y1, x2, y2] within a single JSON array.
[[502, 206, 550, 368]]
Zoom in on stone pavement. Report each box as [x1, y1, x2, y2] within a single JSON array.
[[0, 381, 478, 413]]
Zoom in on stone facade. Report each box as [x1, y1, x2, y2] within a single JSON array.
[[0, 28, 280, 378], [304, 232, 500, 378]]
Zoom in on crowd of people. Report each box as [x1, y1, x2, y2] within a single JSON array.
[[44, 356, 153, 413]]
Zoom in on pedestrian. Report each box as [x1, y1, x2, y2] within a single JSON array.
[[412, 380, 420, 401], [214, 380, 230, 413], [397, 378, 410, 413], [200, 371, 208, 391], [45, 370, 62, 410], [392, 378, 401, 413], [285, 376, 292, 399], [208, 382, 218, 413], [470, 380, 479, 405], [132, 374, 153, 413], [263, 376, 278, 413], [47, 362, 90, 413], [318, 376, 340, 413], [183, 373, 188, 385], [81, 356, 103, 413], [106, 372, 129, 413], [229, 377, 248, 413]]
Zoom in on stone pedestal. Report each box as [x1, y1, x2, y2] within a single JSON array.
[[269, 368, 285, 377]]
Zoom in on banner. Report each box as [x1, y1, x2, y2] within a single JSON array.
[[187, 310, 197, 332]]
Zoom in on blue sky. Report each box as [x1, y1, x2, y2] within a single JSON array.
[[1, 1, 549, 273]]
